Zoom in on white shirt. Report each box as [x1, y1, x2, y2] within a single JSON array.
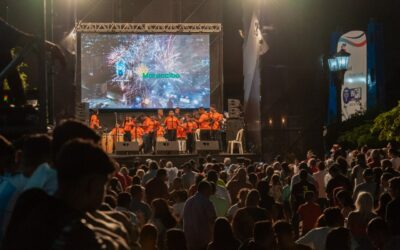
[[297, 226, 358, 250], [313, 170, 327, 198]]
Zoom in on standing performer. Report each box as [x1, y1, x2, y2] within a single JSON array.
[[142, 115, 156, 154], [174, 107, 181, 119], [184, 115, 198, 153], [164, 110, 179, 141], [89, 110, 101, 130], [177, 117, 187, 152], [111, 123, 125, 146], [123, 116, 135, 141], [198, 107, 211, 140], [209, 104, 223, 140], [131, 123, 144, 152]]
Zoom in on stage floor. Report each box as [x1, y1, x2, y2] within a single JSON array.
[[110, 152, 259, 167]]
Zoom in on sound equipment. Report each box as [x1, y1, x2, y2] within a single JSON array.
[[155, 141, 179, 154], [196, 141, 219, 155], [115, 141, 139, 155], [228, 99, 242, 118], [75, 102, 89, 124]]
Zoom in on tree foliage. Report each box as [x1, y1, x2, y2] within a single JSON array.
[[338, 122, 382, 148], [372, 102, 400, 142]]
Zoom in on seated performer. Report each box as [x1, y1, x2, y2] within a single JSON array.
[[142, 115, 156, 154], [89, 110, 101, 130], [184, 115, 198, 153], [198, 107, 211, 140], [110, 123, 125, 145], [156, 124, 166, 142], [164, 110, 179, 141]]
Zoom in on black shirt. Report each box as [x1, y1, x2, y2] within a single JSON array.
[[386, 198, 400, 236]]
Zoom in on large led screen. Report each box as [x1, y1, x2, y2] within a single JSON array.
[[80, 33, 210, 109]]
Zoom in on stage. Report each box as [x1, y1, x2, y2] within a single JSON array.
[[110, 152, 259, 168]]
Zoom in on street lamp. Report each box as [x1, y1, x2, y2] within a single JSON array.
[[328, 44, 351, 123]]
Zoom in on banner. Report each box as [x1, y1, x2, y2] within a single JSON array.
[[337, 31, 367, 121]]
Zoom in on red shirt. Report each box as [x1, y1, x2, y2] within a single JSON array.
[[298, 202, 322, 234]]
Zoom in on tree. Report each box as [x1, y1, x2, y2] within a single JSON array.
[[372, 102, 400, 142]]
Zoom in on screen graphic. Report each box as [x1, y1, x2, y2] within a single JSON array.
[[81, 34, 210, 109]]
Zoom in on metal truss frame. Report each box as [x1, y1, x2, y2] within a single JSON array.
[[75, 22, 222, 33]]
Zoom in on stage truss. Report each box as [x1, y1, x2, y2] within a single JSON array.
[[75, 22, 222, 33]]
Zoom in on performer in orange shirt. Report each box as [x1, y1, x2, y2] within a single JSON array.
[[110, 123, 125, 147], [89, 110, 101, 130], [209, 104, 223, 140], [131, 123, 144, 151], [184, 115, 198, 153], [156, 125, 166, 142], [123, 116, 135, 141], [198, 107, 211, 140], [164, 110, 179, 141], [142, 115, 156, 153]]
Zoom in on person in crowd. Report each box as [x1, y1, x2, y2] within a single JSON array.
[[386, 176, 400, 236], [232, 189, 269, 243], [150, 198, 177, 250], [142, 115, 156, 154], [172, 190, 188, 221], [367, 217, 400, 250], [335, 190, 355, 219], [347, 192, 377, 249], [290, 162, 317, 190], [325, 227, 352, 250], [273, 220, 312, 250], [313, 161, 328, 209], [351, 153, 368, 187], [142, 160, 159, 185], [0, 134, 51, 239], [239, 220, 276, 250], [115, 192, 138, 227], [169, 177, 184, 199], [257, 180, 275, 214], [227, 168, 253, 204], [326, 163, 352, 205], [119, 166, 132, 189], [308, 158, 318, 173], [183, 181, 216, 250], [208, 217, 240, 250], [166, 228, 188, 250], [270, 174, 283, 202], [130, 185, 152, 224], [140, 224, 158, 250], [291, 170, 317, 212], [368, 149, 381, 169], [182, 163, 197, 190], [375, 191, 392, 219], [209, 182, 229, 217], [388, 148, 400, 171], [145, 168, 169, 205], [297, 191, 322, 236], [227, 188, 249, 220], [165, 161, 179, 186], [297, 207, 349, 250], [3, 139, 129, 249], [381, 159, 399, 177], [164, 110, 180, 141], [207, 170, 231, 204], [352, 168, 378, 201]]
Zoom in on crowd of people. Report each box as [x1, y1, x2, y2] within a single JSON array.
[[1, 120, 400, 250]]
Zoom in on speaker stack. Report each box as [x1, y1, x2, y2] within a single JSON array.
[[155, 141, 179, 154], [115, 142, 139, 155], [196, 141, 220, 155]]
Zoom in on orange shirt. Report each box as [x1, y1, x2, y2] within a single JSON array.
[[143, 117, 155, 134], [185, 121, 198, 133], [164, 116, 179, 130], [90, 114, 100, 129], [111, 127, 125, 135], [198, 113, 211, 129], [177, 125, 186, 139], [157, 126, 165, 137], [210, 112, 223, 130], [124, 120, 135, 132], [130, 127, 144, 140]]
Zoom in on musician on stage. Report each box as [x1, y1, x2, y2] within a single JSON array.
[[209, 104, 223, 140], [198, 107, 211, 140], [123, 116, 135, 141], [157, 109, 164, 123], [142, 115, 156, 154], [156, 123, 166, 142], [174, 107, 181, 119], [177, 117, 187, 152], [131, 123, 144, 152], [184, 114, 198, 153], [164, 110, 179, 141], [110, 123, 125, 144], [89, 110, 101, 130]]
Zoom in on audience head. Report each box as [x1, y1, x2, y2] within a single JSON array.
[[325, 227, 352, 250], [117, 192, 131, 209], [52, 119, 100, 161], [245, 189, 260, 207], [299, 169, 308, 181], [367, 218, 391, 250], [166, 229, 187, 250], [324, 207, 344, 227], [389, 176, 400, 199], [197, 181, 212, 197], [206, 170, 219, 184], [140, 224, 158, 249], [273, 221, 294, 245], [254, 220, 274, 247], [55, 139, 115, 212], [336, 190, 354, 209], [156, 168, 167, 181], [212, 217, 235, 245], [130, 185, 144, 200], [152, 198, 177, 229], [149, 160, 159, 170], [355, 192, 374, 213], [237, 188, 250, 205], [362, 168, 374, 181], [21, 134, 51, 176]]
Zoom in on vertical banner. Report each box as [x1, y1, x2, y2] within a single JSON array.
[[337, 31, 367, 121]]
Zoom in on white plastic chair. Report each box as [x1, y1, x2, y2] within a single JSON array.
[[195, 129, 201, 141], [227, 129, 244, 154]]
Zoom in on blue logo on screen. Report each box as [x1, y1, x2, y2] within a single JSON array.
[[115, 60, 126, 77]]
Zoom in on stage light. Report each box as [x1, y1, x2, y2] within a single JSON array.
[[281, 117, 286, 125], [268, 118, 273, 126]]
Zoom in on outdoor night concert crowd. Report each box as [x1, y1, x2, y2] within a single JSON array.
[[90, 105, 224, 154], [1, 119, 400, 250]]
